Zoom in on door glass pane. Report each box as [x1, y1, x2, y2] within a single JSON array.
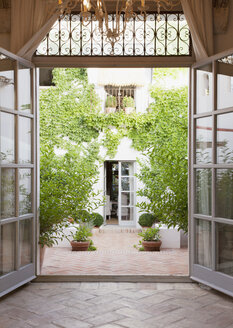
[[1, 169, 15, 219], [196, 65, 213, 113], [111, 163, 118, 202], [0, 112, 14, 163], [196, 117, 212, 164], [19, 117, 31, 164], [217, 113, 233, 164], [216, 169, 233, 219], [121, 192, 134, 206], [121, 162, 134, 176], [20, 219, 32, 267], [195, 219, 212, 269], [216, 223, 233, 277], [18, 65, 31, 113], [0, 53, 15, 110], [195, 169, 212, 215], [19, 169, 32, 216], [121, 207, 134, 221], [0, 223, 16, 276], [121, 177, 134, 191], [217, 73, 233, 110]]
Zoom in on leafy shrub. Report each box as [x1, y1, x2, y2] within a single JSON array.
[[88, 239, 97, 251], [138, 227, 160, 241], [105, 95, 116, 108], [91, 212, 104, 227], [138, 213, 157, 227], [123, 96, 135, 108], [71, 224, 92, 242], [74, 210, 92, 223]]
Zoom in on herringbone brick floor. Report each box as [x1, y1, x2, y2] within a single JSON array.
[[1, 282, 232, 328], [42, 230, 188, 275]]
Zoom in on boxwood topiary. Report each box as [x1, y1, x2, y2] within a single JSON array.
[[91, 212, 104, 227], [138, 213, 157, 227]]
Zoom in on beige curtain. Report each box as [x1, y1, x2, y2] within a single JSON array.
[[10, 0, 58, 60], [181, 0, 214, 61]]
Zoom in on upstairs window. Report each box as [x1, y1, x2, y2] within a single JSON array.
[[104, 85, 135, 113]]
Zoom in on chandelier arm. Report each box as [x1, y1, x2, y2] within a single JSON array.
[[102, 0, 109, 31], [116, 0, 120, 32]]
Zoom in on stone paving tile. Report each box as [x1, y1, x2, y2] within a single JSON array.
[[52, 317, 93, 328], [86, 312, 126, 326], [95, 325, 123, 328], [0, 282, 233, 328]]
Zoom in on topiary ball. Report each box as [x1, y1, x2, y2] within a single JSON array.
[[138, 213, 157, 227], [91, 212, 104, 227]]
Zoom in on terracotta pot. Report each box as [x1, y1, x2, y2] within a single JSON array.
[[39, 244, 47, 271], [70, 240, 90, 251], [142, 240, 162, 251]]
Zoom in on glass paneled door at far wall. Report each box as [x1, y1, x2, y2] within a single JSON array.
[[190, 49, 233, 297], [0, 48, 37, 298], [104, 161, 136, 226]]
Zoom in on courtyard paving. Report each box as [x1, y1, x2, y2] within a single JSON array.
[[41, 229, 188, 275], [0, 282, 233, 328]]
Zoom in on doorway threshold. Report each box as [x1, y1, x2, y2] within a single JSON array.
[[34, 275, 192, 283]]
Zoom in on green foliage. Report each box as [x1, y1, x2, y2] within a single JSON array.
[[123, 96, 135, 108], [138, 226, 161, 241], [39, 68, 103, 247], [71, 224, 92, 242], [138, 213, 157, 227], [91, 212, 104, 227], [74, 210, 92, 223], [40, 67, 188, 246], [105, 95, 116, 108], [135, 85, 188, 232], [88, 239, 97, 251], [70, 222, 97, 250]]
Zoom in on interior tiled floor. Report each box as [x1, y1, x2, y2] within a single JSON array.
[[42, 229, 188, 275], [1, 282, 233, 328]]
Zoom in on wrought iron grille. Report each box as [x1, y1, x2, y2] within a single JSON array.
[[35, 12, 191, 57], [104, 85, 135, 112], [218, 55, 233, 65]]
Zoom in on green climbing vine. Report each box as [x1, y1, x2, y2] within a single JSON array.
[[40, 67, 188, 247]]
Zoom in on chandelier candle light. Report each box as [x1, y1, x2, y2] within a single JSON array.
[[53, 0, 180, 48]]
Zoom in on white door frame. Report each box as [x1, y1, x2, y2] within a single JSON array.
[[118, 161, 136, 227], [190, 47, 233, 297], [0, 47, 37, 297]]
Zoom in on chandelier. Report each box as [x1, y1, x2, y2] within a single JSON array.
[[53, 0, 180, 47]]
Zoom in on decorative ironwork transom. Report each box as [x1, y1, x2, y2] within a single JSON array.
[[35, 12, 191, 57]]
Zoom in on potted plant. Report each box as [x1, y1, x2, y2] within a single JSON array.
[[69, 223, 93, 251], [138, 226, 162, 251], [138, 213, 157, 228], [91, 212, 104, 228], [105, 95, 117, 113], [123, 96, 135, 114]]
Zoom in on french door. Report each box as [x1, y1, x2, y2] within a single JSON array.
[[0, 48, 37, 297], [190, 49, 233, 297], [118, 161, 135, 226]]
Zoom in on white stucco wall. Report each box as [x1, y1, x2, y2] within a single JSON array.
[[89, 68, 191, 228]]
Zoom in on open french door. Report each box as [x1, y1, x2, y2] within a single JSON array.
[[0, 48, 38, 297], [118, 161, 136, 226], [190, 48, 233, 297]]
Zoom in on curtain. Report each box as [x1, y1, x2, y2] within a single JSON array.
[[181, 0, 214, 61], [10, 0, 58, 60]]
